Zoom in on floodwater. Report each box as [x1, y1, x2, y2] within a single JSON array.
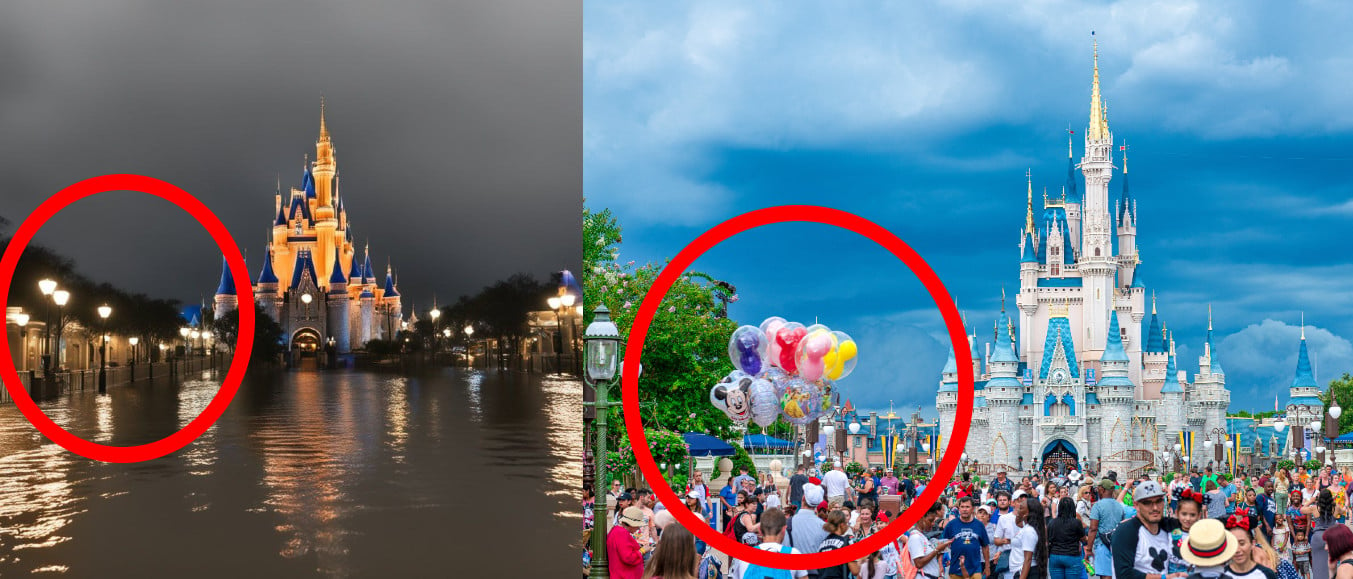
[[0, 367, 582, 576]]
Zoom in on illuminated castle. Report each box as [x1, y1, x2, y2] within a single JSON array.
[[214, 101, 404, 355]]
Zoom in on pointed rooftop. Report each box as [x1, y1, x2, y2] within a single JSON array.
[[1087, 36, 1110, 141], [257, 246, 279, 285], [349, 252, 362, 281], [289, 250, 319, 290], [1065, 142, 1081, 204], [1207, 305, 1225, 375], [1021, 231, 1037, 263], [383, 266, 400, 298], [1039, 310, 1080, 379], [1293, 331, 1318, 389], [939, 346, 958, 391], [301, 163, 316, 199], [1145, 293, 1163, 353], [1161, 348, 1183, 393], [215, 257, 236, 295], [1101, 310, 1129, 363], [328, 248, 347, 288]]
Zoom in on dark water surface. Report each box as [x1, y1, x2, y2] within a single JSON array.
[[0, 367, 581, 576]]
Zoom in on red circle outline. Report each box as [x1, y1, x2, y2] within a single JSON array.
[[0, 174, 256, 463], [623, 205, 973, 569]]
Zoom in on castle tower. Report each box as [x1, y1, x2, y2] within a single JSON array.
[[1141, 293, 1168, 399], [1286, 318, 1323, 454], [213, 257, 238, 320], [326, 248, 351, 354], [256, 244, 281, 321], [1064, 136, 1083, 251], [358, 286, 375, 347], [1079, 37, 1116, 359], [985, 301, 1023, 469], [1116, 143, 1139, 288], [936, 345, 959, 460]]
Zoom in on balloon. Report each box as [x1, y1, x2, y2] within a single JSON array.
[[749, 378, 779, 428], [710, 372, 753, 424], [824, 330, 859, 380], [775, 322, 806, 373], [779, 376, 823, 425], [795, 328, 835, 382], [805, 323, 831, 337], [763, 367, 789, 398], [761, 317, 788, 368], [728, 325, 768, 376]]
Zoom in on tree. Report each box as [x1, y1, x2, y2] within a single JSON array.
[[211, 304, 284, 365], [1322, 373, 1353, 435], [584, 207, 744, 452]]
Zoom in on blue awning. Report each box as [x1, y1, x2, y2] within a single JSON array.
[[683, 432, 735, 457], [743, 434, 794, 451], [1334, 431, 1353, 443]]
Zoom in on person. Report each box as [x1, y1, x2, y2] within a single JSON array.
[[1295, 528, 1313, 579], [610, 506, 651, 579], [1005, 496, 1034, 579], [978, 506, 996, 543], [1178, 518, 1237, 579], [1167, 487, 1205, 576], [823, 464, 850, 508], [1111, 480, 1180, 579], [745, 508, 808, 579], [788, 483, 828, 561], [612, 480, 626, 502], [1303, 490, 1339, 579], [859, 471, 878, 509], [993, 491, 1021, 579], [644, 522, 698, 579], [616, 492, 636, 527], [881, 469, 900, 497], [1224, 513, 1279, 579], [815, 509, 861, 579], [1048, 497, 1086, 579], [1324, 525, 1353, 579], [789, 465, 810, 508], [1274, 514, 1292, 563], [1206, 481, 1229, 520], [732, 466, 754, 493], [1075, 486, 1094, 527], [720, 479, 737, 530], [911, 502, 954, 579], [1277, 472, 1292, 516], [945, 496, 991, 579], [691, 471, 711, 522], [992, 472, 1016, 497], [1089, 479, 1125, 579]]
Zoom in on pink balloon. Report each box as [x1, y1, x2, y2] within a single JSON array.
[[764, 320, 786, 367], [797, 333, 833, 382]]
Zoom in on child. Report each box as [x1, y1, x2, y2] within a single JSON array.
[[1167, 488, 1205, 577], [1272, 514, 1292, 563], [1291, 528, 1312, 579]]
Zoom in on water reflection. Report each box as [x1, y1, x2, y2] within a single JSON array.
[[0, 368, 581, 576]]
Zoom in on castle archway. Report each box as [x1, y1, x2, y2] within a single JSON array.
[[291, 328, 321, 357], [1041, 438, 1079, 476]]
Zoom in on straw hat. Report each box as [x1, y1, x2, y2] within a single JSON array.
[[1180, 519, 1238, 567], [619, 506, 647, 528]]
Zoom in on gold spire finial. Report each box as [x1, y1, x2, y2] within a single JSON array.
[[1025, 170, 1035, 235], [319, 96, 329, 141], [1088, 34, 1106, 141]]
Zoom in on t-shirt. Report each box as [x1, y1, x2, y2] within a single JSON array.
[[735, 543, 809, 579], [1207, 491, 1229, 518], [1191, 475, 1202, 492], [995, 512, 1020, 555], [1089, 497, 1126, 539], [1048, 517, 1085, 556], [991, 478, 1016, 496], [1223, 564, 1278, 579], [1111, 516, 1181, 579], [1008, 523, 1038, 579], [788, 473, 810, 505], [908, 531, 942, 579], [788, 508, 827, 554], [823, 470, 850, 498], [816, 534, 853, 579], [721, 485, 737, 509], [881, 476, 900, 496], [943, 517, 990, 576]]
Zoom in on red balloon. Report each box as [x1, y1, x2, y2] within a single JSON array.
[[777, 327, 807, 373]]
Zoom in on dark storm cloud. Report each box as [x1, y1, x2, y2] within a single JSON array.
[[0, 0, 581, 310]]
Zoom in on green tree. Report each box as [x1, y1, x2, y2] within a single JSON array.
[[584, 207, 746, 451], [211, 304, 284, 365], [1321, 373, 1353, 435]]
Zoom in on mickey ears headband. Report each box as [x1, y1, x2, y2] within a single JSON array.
[[1225, 513, 1251, 531]]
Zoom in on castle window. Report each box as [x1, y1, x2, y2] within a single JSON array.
[[1095, 248, 1101, 257], [1051, 264, 1060, 276]]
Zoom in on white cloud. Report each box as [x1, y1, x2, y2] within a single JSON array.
[[1219, 319, 1353, 403]]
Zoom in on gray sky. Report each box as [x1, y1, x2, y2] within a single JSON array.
[[0, 0, 581, 313]]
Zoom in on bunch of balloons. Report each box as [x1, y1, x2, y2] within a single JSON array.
[[709, 316, 858, 428]]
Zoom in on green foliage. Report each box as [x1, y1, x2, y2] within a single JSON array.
[[1277, 459, 1296, 471], [1229, 410, 1281, 419], [600, 428, 690, 488], [846, 461, 865, 476], [211, 304, 284, 364], [584, 207, 741, 450], [1305, 459, 1323, 471], [1321, 373, 1353, 435], [729, 442, 757, 477], [440, 273, 555, 370]]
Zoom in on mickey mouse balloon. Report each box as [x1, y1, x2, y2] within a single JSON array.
[[709, 371, 753, 424], [727, 325, 768, 376]]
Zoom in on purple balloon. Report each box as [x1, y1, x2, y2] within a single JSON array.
[[736, 332, 762, 375]]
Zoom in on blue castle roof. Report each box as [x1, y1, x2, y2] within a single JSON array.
[[383, 270, 400, 298], [1085, 392, 1101, 405], [1207, 324, 1225, 375], [274, 202, 286, 227], [289, 250, 319, 290], [939, 346, 958, 391], [257, 248, 279, 285], [1161, 351, 1183, 393], [362, 252, 373, 284], [1118, 167, 1133, 226], [215, 257, 236, 296], [1130, 275, 1145, 289], [1037, 205, 1076, 265], [1290, 396, 1323, 408], [359, 287, 375, 299], [328, 249, 347, 288], [1038, 316, 1079, 379], [302, 166, 316, 199], [1065, 155, 1081, 205], [349, 252, 362, 280], [1145, 310, 1163, 353], [1021, 232, 1037, 263], [991, 309, 1019, 364], [1293, 338, 1318, 388], [1101, 311, 1130, 363], [288, 195, 312, 223]]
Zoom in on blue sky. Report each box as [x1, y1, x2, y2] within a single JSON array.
[[584, 1, 1353, 417]]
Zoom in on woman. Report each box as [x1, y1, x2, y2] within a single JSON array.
[[1047, 497, 1087, 579], [1277, 472, 1292, 518], [643, 523, 698, 579], [910, 502, 954, 579], [1075, 485, 1094, 528], [1325, 525, 1353, 579], [731, 491, 759, 540], [1302, 489, 1338, 579], [816, 509, 862, 579], [1225, 512, 1279, 579], [1009, 497, 1045, 579]]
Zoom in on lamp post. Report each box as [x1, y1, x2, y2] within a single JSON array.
[[97, 304, 111, 394], [464, 325, 475, 368], [52, 290, 69, 371], [38, 279, 57, 377], [429, 306, 441, 361], [129, 337, 138, 383], [547, 296, 564, 374], [582, 305, 622, 579]]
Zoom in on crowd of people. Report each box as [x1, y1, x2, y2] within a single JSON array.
[[583, 463, 1353, 579]]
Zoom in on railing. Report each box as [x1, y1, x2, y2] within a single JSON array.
[[974, 463, 1019, 475]]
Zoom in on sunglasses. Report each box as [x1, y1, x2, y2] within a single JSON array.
[[1137, 497, 1165, 507]]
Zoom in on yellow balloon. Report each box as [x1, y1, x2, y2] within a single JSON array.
[[838, 340, 858, 361], [826, 340, 857, 380]]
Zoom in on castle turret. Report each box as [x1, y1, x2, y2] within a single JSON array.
[[1286, 318, 1323, 436], [213, 256, 238, 320], [1064, 136, 1082, 251], [326, 248, 351, 354], [1116, 143, 1139, 288], [256, 244, 281, 320]]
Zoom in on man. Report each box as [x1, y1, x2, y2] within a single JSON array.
[[1088, 479, 1125, 579], [1189, 468, 1202, 493], [607, 506, 649, 579], [746, 508, 809, 578], [635, 489, 657, 547], [732, 465, 754, 492], [822, 463, 850, 508], [1110, 480, 1181, 579], [881, 468, 900, 497], [719, 478, 737, 530], [1261, 483, 1277, 541], [789, 465, 810, 508], [943, 496, 990, 579], [1201, 467, 1217, 494], [990, 471, 1015, 497], [993, 491, 1014, 517], [612, 492, 634, 528], [789, 484, 828, 564]]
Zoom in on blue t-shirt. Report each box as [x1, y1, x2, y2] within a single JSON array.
[[1088, 498, 1126, 538], [1259, 494, 1276, 528], [943, 517, 990, 576], [720, 486, 736, 510]]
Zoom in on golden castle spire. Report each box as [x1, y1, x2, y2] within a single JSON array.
[[1025, 169, 1035, 235], [319, 96, 330, 142], [1088, 35, 1109, 141]]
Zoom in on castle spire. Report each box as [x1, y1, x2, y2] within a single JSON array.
[[1088, 34, 1109, 141], [1025, 169, 1035, 236], [1293, 318, 1316, 388], [1121, 140, 1129, 174], [319, 96, 330, 142]]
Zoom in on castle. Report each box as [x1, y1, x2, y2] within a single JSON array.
[[934, 42, 1231, 477], [214, 101, 404, 358]]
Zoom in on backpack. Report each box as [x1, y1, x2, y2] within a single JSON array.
[[898, 532, 920, 579], [698, 553, 724, 579], [742, 544, 794, 579], [723, 513, 738, 541]]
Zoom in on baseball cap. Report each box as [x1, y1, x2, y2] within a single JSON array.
[[1135, 481, 1166, 501], [687, 489, 702, 500], [803, 483, 824, 506], [1098, 479, 1116, 491], [618, 492, 634, 501]]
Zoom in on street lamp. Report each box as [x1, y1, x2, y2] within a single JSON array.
[[464, 325, 475, 367], [97, 304, 111, 393], [180, 326, 191, 358], [547, 296, 564, 374], [429, 307, 441, 358], [561, 293, 577, 374], [38, 279, 56, 377], [52, 290, 69, 370], [129, 337, 138, 383], [582, 305, 621, 579]]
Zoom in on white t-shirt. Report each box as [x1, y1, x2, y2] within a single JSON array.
[[823, 470, 850, 498], [994, 512, 1020, 555], [1132, 522, 1173, 577], [766, 492, 781, 509], [1007, 523, 1036, 579], [908, 531, 942, 579]]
